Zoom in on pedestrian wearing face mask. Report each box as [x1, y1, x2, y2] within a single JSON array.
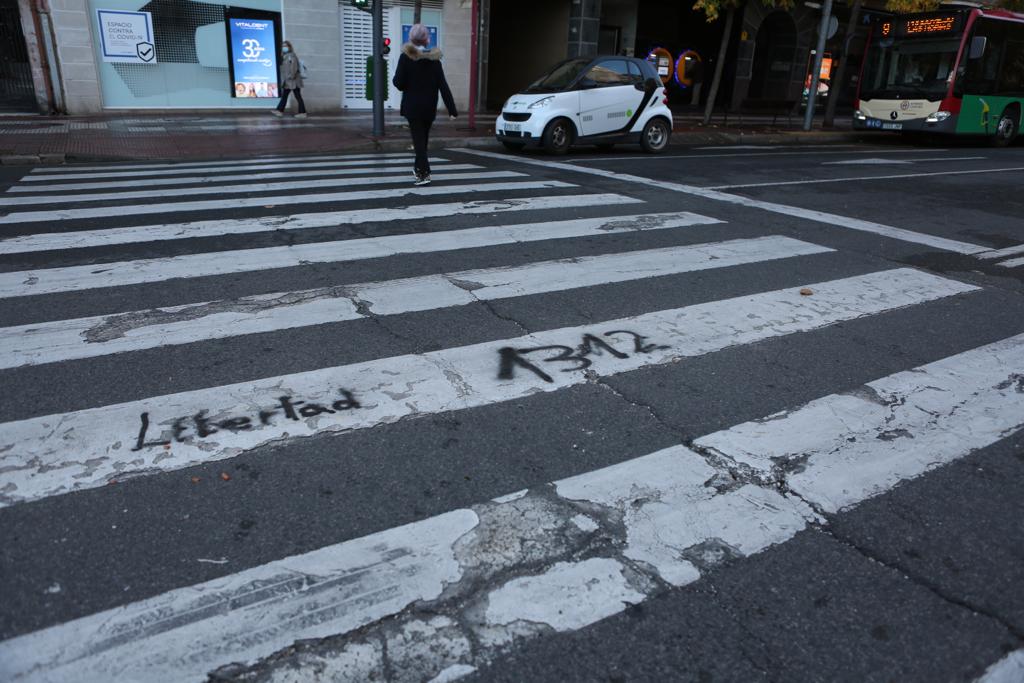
[[273, 40, 306, 118], [392, 24, 457, 185]]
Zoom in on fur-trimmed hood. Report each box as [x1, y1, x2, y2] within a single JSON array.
[[402, 43, 443, 60]]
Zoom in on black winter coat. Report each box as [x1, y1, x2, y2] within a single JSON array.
[[392, 44, 457, 121]]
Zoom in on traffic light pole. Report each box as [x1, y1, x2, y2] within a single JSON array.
[[803, 0, 834, 131], [372, 0, 385, 137]]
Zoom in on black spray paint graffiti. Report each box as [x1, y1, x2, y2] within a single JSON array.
[[498, 330, 669, 383], [131, 390, 361, 451]]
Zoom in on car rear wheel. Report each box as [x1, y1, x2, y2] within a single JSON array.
[[542, 118, 573, 155], [991, 107, 1019, 148], [501, 140, 526, 152], [640, 118, 670, 153]]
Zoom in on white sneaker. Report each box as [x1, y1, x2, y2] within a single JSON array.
[[271, 110, 284, 117], [295, 113, 307, 119], [413, 175, 431, 186]]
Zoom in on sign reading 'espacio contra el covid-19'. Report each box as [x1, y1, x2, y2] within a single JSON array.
[[228, 17, 279, 98], [96, 9, 156, 64]]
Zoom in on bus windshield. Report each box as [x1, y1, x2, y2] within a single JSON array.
[[860, 36, 962, 100]]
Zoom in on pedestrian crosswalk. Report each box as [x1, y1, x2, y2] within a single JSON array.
[[0, 150, 1021, 682], [978, 242, 1024, 269]]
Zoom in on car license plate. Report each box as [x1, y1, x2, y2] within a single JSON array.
[[504, 122, 521, 133], [882, 122, 903, 130]]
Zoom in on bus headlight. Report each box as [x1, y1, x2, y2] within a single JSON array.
[[925, 111, 952, 123], [854, 110, 867, 121]]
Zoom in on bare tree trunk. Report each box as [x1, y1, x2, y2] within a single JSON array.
[[414, 0, 422, 24], [702, 7, 736, 126], [824, 0, 861, 128]]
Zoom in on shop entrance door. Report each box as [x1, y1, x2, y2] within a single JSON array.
[[0, 0, 36, 112]]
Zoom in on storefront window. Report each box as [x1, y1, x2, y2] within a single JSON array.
[[90, 0, 281, 108], [399, 8, 442, 49]]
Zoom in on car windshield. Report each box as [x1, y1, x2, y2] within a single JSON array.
[[524, 59, 591, 93], [861, 36, 961, 100]]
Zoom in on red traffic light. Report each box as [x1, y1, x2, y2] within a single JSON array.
[[383, 37, 391, 46]]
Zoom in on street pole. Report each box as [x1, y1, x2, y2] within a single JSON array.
[[466, 0, 479, 131], [824, 0, 861, 129], [372, 0, 385, 137], [803, 0, 834, 132]]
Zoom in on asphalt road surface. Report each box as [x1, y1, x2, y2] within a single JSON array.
[[0, 137, 1022, 683]]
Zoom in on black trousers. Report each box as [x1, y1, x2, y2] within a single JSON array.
[[277, 88, 306, 114], [407, 118, 432, 177]]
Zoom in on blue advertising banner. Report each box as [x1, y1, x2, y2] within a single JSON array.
[[227, 17, 279, 98], [401, 24, 438, 49]]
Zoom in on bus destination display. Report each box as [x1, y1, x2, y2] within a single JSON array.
[[902, 15, 958, 36]]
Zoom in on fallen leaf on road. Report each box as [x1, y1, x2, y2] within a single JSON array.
[[191, 476, 201, 484], [220, 472, 231, 481], [800, 288, 814, 296]]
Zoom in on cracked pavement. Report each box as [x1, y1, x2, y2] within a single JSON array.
[[1, 141, 1023, 682]]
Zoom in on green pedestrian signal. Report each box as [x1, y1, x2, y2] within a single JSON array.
[[365, 55, 389, 101], [351, 0, 370, 12]]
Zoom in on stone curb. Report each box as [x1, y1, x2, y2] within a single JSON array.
[[0, 153, 66, 166]]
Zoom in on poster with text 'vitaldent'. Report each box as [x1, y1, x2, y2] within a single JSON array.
[[228, 17, 279, 98]]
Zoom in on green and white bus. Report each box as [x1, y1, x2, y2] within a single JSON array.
[[855, 6, 1024, 145]]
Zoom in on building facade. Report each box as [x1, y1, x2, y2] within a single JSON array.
[[2, 0, 475, 114], [0, 0, 870, 116]]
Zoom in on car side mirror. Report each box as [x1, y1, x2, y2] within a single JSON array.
[[969, 36, 987, 59]]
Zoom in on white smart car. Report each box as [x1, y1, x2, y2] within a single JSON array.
[[496, 55, 673, 154]]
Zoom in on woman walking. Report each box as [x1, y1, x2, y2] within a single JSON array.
[[273, 40, 306, 119], [392, 24, 457, 185]]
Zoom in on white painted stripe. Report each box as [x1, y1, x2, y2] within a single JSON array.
[[564, 147, 948, 164], [821, 156, 985, 165], [0, 211, 717, 298], [0, 193, 641, 255], [0, 169, 506, 207], [20, 157, 445, 182], [997, 255, 1024, 269], [0, 236, 829, 369], [8, 160, 454, 192], [0, 268, 976, 507], [28, 152, 417, 174], [976, 650, 1024, 683], [822, 158, 912, 165], [460, 149, 991, 256], [8, 329, 1022, 681], [708, 166, 1024, 190], [694, 333, 1024, 514], [977, 243, 1024, 260], [0, 445, 814, 683], [0, 180, 575, 225]]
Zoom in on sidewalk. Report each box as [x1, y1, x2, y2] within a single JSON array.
[[0, 109, 863, 165]]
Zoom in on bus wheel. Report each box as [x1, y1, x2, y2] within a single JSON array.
[[992, 107, 1019, 148]]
